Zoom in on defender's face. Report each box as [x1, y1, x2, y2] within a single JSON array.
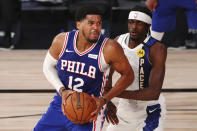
[[128, 19, 148, 41], [77, 15, 102, 43]]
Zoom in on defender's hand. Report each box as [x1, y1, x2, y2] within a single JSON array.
[[106, 101, 119, 125]]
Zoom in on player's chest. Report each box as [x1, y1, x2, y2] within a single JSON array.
[[57, 52, 100, 79]]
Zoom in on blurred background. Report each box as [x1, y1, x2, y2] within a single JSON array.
[[0, 0, 197, 49]]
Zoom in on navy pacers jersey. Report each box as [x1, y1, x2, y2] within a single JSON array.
[[52, 30, 108, 110], [139, 37, 157, 89]]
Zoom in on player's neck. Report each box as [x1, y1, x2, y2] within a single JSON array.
[[128, 38, 144, 49], [76, 35, 93, 52]]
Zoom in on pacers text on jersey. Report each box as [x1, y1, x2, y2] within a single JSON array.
[[139, 58, 145, 89]]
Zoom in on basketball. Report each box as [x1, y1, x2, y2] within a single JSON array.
[[63, 92, 97, 124]]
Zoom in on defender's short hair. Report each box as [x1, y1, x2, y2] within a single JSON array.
[[75, 6, 103, 22], [131, 5, 152, 18]]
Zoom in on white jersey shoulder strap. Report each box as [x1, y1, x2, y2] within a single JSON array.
[[117, 33, 130, 46]]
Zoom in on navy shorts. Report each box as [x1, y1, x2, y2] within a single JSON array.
[[152, 0, 197, 32], [33, 106, 96, 131]]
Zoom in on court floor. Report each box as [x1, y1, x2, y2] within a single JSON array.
[[0, 49, 197, 131]]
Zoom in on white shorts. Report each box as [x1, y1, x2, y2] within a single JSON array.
[[106, 95, 166, 131]]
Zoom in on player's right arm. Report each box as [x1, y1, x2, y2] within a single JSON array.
[[43, 32, 75, 115], [43, 32, 73, 97]]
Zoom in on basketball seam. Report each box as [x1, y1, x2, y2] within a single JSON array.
[[64, 95, 77, 121], [64, 100, 75, 121], [86, 100, 91, 122], [80, 92, 84, 123], [71, 93, 79, 123]]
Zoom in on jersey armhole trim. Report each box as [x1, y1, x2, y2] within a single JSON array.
[[98, 38, 109, 72], [59, 32, 69, 58]]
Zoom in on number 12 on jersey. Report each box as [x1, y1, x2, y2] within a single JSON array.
[[68, 76, 84, 92]]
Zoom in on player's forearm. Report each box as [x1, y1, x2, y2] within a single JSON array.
[[117, 87, 161, 100], [104, 73, 134, 103], [104, 68, 114, 94], [43, 51, 64, 92]]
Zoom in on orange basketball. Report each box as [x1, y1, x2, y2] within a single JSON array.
[[63, 92, 97, 124]]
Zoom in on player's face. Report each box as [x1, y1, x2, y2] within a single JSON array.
[[128, 19, 148, 41], [78, 15, 102, 43]]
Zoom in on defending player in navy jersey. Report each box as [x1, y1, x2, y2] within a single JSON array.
[[33, 6, 134, 131], [105, 6, 167, 131]]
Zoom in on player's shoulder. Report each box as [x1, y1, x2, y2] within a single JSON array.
[[104, 33, 129, 51], [51, 32, 69, 48], [151, 41, 167, 53], [103, 38, 127, 65], [105, 38, 121, 50], [115, 33, 129, 42], [49, 32, 69, 58], [103, 38, 124, 61], [114, 35, 120, 42], [149, 41, 167, 63], [103, 32, 130, 51], [53, 32, 67, 43]]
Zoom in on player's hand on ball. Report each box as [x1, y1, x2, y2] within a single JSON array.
[[89, 95, 106, 122], [61, 90, 75, 115], [106, 101, 119, 125]]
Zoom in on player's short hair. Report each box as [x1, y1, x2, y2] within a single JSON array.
[[131, 5, 152, 18], [75, 6, 103, 22]]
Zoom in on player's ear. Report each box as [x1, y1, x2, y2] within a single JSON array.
[[76, 21, 81, 30]]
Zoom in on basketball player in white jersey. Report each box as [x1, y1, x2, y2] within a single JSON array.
[[106, 5, 167, 131]]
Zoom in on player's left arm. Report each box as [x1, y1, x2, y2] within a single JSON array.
[[89, 39, 134, 122], [148, 42, 167, 99], [102, 39, 134, 102], [103, 35, 120, 94], [104, 68, 119, 125], [117, 42, 167, 100]]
